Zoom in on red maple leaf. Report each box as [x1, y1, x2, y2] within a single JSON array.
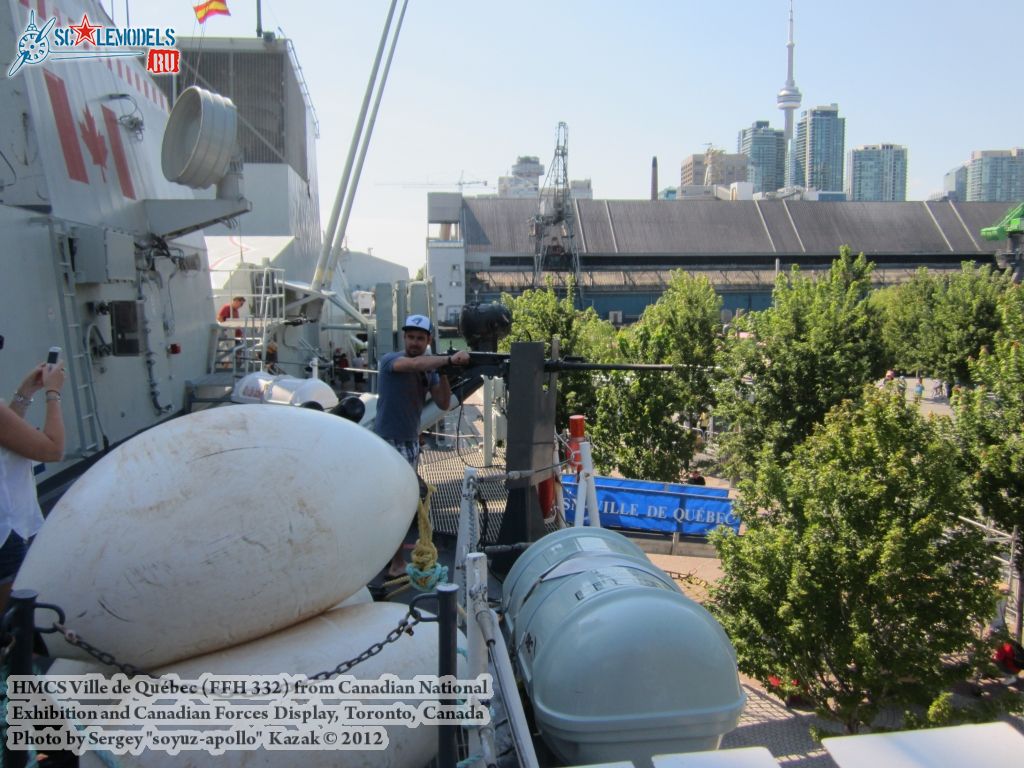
[[78, 108, 107, 181]]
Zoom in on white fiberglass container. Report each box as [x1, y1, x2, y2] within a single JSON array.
[[502, 528, 745, 767]]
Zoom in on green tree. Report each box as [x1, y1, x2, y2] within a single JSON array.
[[929, 263, 1010, 386], [710, 386, 999, 733], [589, 271, 721, 480], [872, 269, 937, 374], [714, 248, 885, 478], [500, 281, 619, 430], [952, 284, 1024, 639]]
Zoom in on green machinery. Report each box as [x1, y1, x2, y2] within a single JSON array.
[[981, 201, 1024, 281]]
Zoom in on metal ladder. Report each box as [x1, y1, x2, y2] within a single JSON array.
[[208, 265, 286, 376], [50, 224, 102, 457]]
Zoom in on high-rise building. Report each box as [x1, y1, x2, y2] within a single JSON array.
[[498, 155, 544, 198], [846, 144, 907, 201], [965, 149, 1024, 202], [682, 151, 747, 188], [705, 150, 748, 186], [739, 121, 786, 194], [569, 179, 594, 200], [943, 165, 968, 201], [681, 154, 707, 187], [791, 104, 846, 192]]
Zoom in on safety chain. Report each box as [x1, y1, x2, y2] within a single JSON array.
[[28, 607, 421, 683], [308, 608, 422, 680], [53, 623, 152, 677], [51, 609, 423, 682]]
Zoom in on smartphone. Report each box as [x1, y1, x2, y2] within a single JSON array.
[[47, 346, 61, 366]]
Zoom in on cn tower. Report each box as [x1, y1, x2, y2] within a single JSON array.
[[776, 0, 802, 142]]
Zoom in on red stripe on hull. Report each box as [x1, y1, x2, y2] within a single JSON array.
[[43, 70, 89, 184], [102, 106, 136, 199]]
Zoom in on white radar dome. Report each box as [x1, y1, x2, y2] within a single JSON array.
[[161, 85, 238, 188]]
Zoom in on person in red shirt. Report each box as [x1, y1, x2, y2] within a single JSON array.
[[217, 296, 245, 322]]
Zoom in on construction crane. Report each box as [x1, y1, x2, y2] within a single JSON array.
[[530, 121, 584, 306], [981, 201, 1024, 282], [379, 172, 488, 194]]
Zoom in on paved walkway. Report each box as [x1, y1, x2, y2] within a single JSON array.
[[645, 552, 836, 766]]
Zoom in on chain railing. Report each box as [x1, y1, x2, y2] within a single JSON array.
[[0, 586, 465, 766]]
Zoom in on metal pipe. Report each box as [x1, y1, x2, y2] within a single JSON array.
[[4, 590, 38, 768], [578, 441, 601, 528], [455, 470, 480, 595], [323, 0, 411, 288], [465, 554, 496, 767], [437, 583, 460, 768], [311, 0, 399, 292], [475, 609, 540, 768], [546, 360, 678, 372], [481, 543, 531, 555], [1014, 526, 1023, 642], [483, 377, 493, 467]]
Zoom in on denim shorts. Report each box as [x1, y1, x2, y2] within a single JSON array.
[[0, 532, 28, 585]]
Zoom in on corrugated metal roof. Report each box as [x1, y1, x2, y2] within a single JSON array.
[[464, 198, 536, 254], [472, 264, 966, 292], [949, 201, 1018, 254], [462, 198, 1013, 258], [784, 202, 952, 255]]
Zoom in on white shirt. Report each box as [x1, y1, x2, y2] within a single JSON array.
[[0, 408, 45, 543]]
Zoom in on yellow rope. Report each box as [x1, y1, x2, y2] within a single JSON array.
[[382, 483, 447, 598]]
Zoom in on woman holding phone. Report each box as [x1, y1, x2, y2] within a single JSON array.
[[0, 336, 65, 612]]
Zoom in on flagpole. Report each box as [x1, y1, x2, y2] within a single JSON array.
[[256, 0, 262, 38]]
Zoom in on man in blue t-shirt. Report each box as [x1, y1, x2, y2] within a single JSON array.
[[375, 314, 470, 576]]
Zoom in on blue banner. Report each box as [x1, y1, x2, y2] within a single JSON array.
[[561, 475, 739, 537]]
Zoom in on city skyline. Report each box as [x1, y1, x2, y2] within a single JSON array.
[[126, 1, 1024, 273]]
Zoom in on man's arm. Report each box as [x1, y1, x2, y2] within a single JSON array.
[[390, 350, 470, 374], [431, 370, 453, 412]]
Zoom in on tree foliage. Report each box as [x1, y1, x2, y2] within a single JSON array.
[[929, 264, 1010, 386], [952, 284, 1024, 536], [875, 264, 1011, 384], [589, 271, 720, 480], [500, 281, 619, 430], [710, 386, 999, 733], [714, 248, 885, 478], [872, 269, 936, 374]]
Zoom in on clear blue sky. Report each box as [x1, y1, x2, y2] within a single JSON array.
[[125, 0, 1022, 275]]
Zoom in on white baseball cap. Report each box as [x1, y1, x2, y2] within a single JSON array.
[[401, 314, 432, 334]]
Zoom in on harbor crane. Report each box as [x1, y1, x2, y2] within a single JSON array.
[[380, 173, 488, 194], [531, 122, 584, 306], [981, 201, 1024, 282]]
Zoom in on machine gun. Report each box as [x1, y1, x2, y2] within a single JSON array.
[[439, 303, 674, 411], [981, 201, 1024, 282], [440, 303, 676, 572]]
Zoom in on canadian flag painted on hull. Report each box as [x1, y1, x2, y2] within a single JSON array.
[[42, 68, 136, 199]]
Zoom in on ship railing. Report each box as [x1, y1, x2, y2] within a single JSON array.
[[282, 34, 321, 139], [957, 515, 1021, 638], [452, 467, 547, 768]]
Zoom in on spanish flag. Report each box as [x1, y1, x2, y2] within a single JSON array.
[[194, 0, 230, 23]]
